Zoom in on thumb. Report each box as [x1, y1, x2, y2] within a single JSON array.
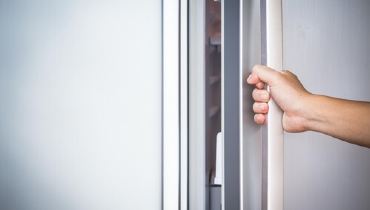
[[251, 65, 280, 86]]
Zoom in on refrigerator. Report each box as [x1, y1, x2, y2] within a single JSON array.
[[0, 1, 163, 209], [213, 0, 370, 209], [1, 0, 370, 209]]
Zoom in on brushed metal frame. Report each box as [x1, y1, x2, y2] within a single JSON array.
[[180, 0, 189, 209], [260, 0, 284, 210], [188, 0, 206, 209]]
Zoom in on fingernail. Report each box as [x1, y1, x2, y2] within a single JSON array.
[[247, 74, 251, 82]]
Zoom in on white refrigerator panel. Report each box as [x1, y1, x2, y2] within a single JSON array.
[[0, 1, 162, 209], [283, 0, 370, 209]]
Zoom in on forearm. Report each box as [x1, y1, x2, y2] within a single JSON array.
[[304, 95, 370, 147]]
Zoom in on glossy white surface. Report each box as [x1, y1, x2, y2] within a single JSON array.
[[283, 1, 370, 209], [0, 1, 162, 209], [163, 0, 180, 209], [262, 1, 284, 209]]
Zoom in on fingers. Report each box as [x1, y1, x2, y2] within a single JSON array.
[[252, 89, 270, 124], [247, 64, 278, 125], [253, 102, 269, 114], [254, 114, 266, 124], [248, 64, 280, 86], [255, 82, 264, 89], [252, 89, 270, 102], [247, 73, 261, 85]]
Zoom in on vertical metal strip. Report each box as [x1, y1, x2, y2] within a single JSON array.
[[188, 0, 206, 209], [222, 0, 241, 209], [239, 1, 244, 209], [261, 2, 268, 209], [261, 0, 284, 210], [221, 1, 225, 209], [180, 0, 189, 209], [163, 0, 180, 209]]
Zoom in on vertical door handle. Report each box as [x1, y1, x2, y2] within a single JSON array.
[[261, 0, 284, 210]]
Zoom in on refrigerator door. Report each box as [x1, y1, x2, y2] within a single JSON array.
[[222, 0, 283, 209], [223, 0, 370, 210], [0, 1, 163, 210], [283, 0, 370, 209]]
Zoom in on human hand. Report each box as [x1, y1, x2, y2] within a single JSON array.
[[247, 65, 312, 133]]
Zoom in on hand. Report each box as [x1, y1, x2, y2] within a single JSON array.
[[247, 65, 312, 133]]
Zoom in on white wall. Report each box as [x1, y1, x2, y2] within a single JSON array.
[[0, 1, 162, 209]]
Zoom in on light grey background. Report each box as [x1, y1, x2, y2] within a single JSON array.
[[0, 1, 162, 209], [283, 0, 370, 209]]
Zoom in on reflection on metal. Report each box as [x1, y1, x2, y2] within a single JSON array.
[[180, 0, 189, 209], [162, 0, 180, 209]]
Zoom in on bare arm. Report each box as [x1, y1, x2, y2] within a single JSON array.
[[305, 95, 370, 147], [247, 65, 370, 148]]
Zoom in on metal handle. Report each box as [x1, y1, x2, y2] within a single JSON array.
[[261, 0, 284, 210]]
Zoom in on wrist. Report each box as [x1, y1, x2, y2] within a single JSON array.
[[281, 92, 316, 133], [301, 94, 325, 132]]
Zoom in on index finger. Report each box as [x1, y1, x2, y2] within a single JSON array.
[[247, 73, 265, 89], [247, 65, 272, 89], [248, 64, 280, 86], [247, 72, 262, 85]]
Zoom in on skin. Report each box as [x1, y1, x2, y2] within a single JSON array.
[[247, 64, 370, 148]]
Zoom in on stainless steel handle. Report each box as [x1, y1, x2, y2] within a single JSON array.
[[261, 0, 284, 210]]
